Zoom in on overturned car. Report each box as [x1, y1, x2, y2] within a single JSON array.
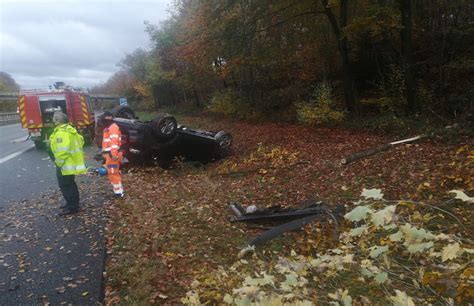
[[95, 106, 232, 164]]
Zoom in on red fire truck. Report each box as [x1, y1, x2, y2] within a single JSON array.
[[18, 89, 95, 149]]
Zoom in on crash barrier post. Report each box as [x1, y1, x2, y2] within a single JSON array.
[[0, 112, 20, 126]]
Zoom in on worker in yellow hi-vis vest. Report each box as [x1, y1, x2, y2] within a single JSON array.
[[48, 111, 87, 216]]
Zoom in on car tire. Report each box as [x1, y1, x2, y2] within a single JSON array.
[[152, 114, 177, 141], [214, 131, 232, 158], [111, 105, 136, 119]]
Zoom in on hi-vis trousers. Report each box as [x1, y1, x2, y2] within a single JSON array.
[[104, 154, 123, 195]]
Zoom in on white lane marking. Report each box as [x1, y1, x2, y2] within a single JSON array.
[[10, 136, 29, 143], [0, 144, 35, 164]]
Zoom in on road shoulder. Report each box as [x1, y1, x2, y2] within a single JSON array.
[[0, 177, 109, 305]]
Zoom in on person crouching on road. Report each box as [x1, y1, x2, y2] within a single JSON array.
[[100, 111, 124, 198], [48, 111, 87, 216]]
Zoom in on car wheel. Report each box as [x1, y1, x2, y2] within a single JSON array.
[[214, 131, 232, 157], [111, 105, 136, 119], [152, 114, 177, 141]]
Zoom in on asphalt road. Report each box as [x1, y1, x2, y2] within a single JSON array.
[[0, 123, 33, 161], [0, 123, 98, 209], [0, 123, 108, 304]]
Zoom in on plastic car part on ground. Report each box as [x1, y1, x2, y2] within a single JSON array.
[[87, 166, 108, 177]]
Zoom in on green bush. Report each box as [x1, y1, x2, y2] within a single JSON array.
[[207, 89, 240, 116], [296, 82, 345, 125], [359, 64, 407, 113], [207, 89, 259, 120]]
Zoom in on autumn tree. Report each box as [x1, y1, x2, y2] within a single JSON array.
[[98, 0, 473, 119], [320, 0, 357, 112], [399, 0, 416, 113], [0, 72, 20, 92]]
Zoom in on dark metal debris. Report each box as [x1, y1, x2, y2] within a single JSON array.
[[230, 200, 331, 223], [230, 199, 344, 251]]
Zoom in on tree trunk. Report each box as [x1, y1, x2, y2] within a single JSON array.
[[193, 88, 201, 108], [174, 90, 179, 105], [152, 85, 160, 108], [399, 0, 417, 113], [183, 90, 188, 105], [321, 0, 357, 112]]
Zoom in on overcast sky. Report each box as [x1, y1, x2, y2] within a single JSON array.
[[0, 0, 173, 90]]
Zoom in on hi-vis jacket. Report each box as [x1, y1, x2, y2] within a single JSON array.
[[102, 123, 122, 157], [50, 124, 87, 175]]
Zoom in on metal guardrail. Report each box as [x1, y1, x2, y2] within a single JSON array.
[[0, 112, 20, 126], [0, 92, 19, 100]]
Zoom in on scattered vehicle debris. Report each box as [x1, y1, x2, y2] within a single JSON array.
[[230, 200, 344, 255], [241, 214, 333, 256], [230, 201, 333, 223], [87, 166, 108, 177], [94, 106, 232, 164]]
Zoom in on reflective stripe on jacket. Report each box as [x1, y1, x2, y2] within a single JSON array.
[[102, 123, 122, 157], [49, 124, 87, 175]]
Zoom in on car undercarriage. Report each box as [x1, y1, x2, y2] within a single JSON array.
[[94, 106, 232, 165]]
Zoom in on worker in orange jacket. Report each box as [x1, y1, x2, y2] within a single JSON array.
[[100, 111, 124, 197]]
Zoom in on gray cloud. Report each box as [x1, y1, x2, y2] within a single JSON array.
[[0, 0, 173, 89]]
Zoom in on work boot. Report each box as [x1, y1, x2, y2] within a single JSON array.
[[57, 209, 79, 217]]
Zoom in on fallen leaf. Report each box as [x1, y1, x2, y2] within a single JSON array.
[[344, 206, 372, 222], [449, 190, 474, 203], [441, 243, 462, 262], [361, 188, 384, 200]]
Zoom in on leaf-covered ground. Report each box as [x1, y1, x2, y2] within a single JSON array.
[[0, 181, 109, 305], [103, 116, 472, 305]]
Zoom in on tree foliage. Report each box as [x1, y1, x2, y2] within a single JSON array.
[[0, 72, 20, 111], [0, 71, 20, 92], [101, 0, 473, 119]]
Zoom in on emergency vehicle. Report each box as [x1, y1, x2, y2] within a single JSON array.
[[18, 89, 95, 149]]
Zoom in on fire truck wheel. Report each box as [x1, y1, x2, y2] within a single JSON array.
[[34, 141, 45, 150], [111, 105, 136, 119]]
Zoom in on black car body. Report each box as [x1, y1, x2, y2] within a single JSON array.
[[95, 107, 232, 163]]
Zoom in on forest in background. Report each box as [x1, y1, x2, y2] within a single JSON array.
[[0, 72, 20, 111], [92, 0, 473, 126]]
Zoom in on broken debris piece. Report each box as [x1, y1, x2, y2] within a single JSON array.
[[231, 199, 344, 254]]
